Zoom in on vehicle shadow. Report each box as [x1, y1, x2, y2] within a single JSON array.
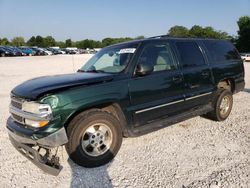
[[68, 158, 113, 188], [243, 88, 250, 93]]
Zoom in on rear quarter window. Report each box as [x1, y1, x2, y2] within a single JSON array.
[[203, 40, 240, 63]]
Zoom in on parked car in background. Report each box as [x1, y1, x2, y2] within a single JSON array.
[[65, 49, 77, 54], [89, 49, 97, 54], [1, 46, 16, 56], [39, 48, 53, 55], [65, 47, 79, 54], [60, 48, 67, 54], [30, 47, 46, 56], [0, 46, 11, 57], [59, 49, 66, 54], [47, 48, 64, 55], [79, 48, 98, 54], [9, 47, 25, 56], [3, 47, 20, 56], [240, 53, 250, 62], [12, 47, 26, 56], [19, 47, 35, 56], [78, 49, 88, 54], [0, 46, 80, 57]]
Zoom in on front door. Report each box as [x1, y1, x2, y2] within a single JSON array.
[[128, 41, 185, 126]]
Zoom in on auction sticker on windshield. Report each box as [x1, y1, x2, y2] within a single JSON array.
[[118, 48, 136, 54]]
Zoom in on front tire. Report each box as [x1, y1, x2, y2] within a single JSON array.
[[205, 89, 233, 121], [66, 110, 123, 168]]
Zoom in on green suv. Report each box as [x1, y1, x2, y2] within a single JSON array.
[[7, 36, 245, 175]]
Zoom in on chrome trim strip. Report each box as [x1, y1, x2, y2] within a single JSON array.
[[135, 92, 212, 114], [185, 92, 212, 101], [9, 106, 51, 121], [135, 99, 184, 114]]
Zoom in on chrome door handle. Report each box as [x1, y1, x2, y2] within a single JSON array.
[[201, 71, 209, 77]]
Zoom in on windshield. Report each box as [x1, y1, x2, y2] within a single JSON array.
[[80, 43, 138, 73]]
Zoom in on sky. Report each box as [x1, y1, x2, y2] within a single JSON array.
[[0, 0, 250, 41]]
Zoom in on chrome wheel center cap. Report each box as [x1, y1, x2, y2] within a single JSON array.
[[89, 131, 104, 146], [81, 123, 113, 157]]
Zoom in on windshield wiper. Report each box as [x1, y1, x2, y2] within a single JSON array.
[[77, 69, 85, 73]]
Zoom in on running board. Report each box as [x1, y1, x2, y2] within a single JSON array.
[[128, 104, 213, 137]]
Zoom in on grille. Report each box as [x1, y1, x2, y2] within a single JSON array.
[[12, 113, 24, 124], [11, 96, 23, 110], [11, 99, 22, 109], [10, 95, 25, 125]]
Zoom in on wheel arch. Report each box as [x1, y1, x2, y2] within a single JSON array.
[[217, 78, 235, 93], [63, 102, 129, 137]]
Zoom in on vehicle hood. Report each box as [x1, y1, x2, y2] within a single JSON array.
[[12, 73, 115, 100]]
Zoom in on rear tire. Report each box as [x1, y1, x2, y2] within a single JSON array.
[[205, 89, 233, 121], [0, 53, 5, 57], [66, 110, 123, 168]]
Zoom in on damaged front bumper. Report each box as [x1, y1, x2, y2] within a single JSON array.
[[7, 117, 68, 176]]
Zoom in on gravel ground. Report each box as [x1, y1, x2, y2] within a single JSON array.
[[0, 55, 249, 188]]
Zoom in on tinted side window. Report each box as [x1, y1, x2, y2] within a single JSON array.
[[203, 40, 240, 63], [176, 42, 205, 68], [138, 43, 175, 72]]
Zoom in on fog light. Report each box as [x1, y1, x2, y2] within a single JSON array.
[[25, 119, 49, 128]]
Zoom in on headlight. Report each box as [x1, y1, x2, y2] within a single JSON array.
[[22, 101, 52, 115], [22, 101, 52, 128]]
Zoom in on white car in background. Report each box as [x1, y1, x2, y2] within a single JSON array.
[[58, 49, 66, 54], [50, 47, 65, 54], [39, 48, 53, 55], [240, 53, 250, 62]]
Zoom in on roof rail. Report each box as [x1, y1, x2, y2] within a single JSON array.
[[148, 35, 194, 39], [148, 35, 171, 39]]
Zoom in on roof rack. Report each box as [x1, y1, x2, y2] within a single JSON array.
[[148, 35, 171, 39], [148, 35, 195, 39]]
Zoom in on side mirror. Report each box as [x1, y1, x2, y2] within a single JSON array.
[[136, 63, 154, 76]]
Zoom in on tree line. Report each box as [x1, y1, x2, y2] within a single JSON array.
[[0, 35, 144, 49], [0, 16, 249, 52]]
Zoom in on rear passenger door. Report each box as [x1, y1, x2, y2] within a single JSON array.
[[174, 40, 214, 109]]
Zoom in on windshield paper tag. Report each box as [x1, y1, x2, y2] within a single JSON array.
[[118, 48, 136, 54]]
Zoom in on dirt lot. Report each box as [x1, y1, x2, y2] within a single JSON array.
[[0, 55, 249, 188]]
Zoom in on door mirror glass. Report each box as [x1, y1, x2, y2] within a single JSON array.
[[136, 63, 154, 76]]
